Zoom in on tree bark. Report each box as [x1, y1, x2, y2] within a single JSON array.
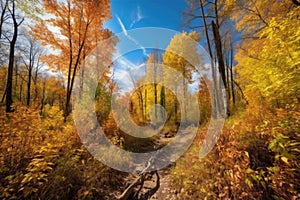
[[6, 1, 23, 112], [64, 6, 90, 121], [212, 20, 230, 116], [230, 41, 236, 105], [40, 79, 46, 115], [1, 85, 7, 103], [199, 0, 219, 118], [64, 0, 73, 121], [0, 0, 8, 39], [212, 21, 226, 92], [144, 89, 147, 121], [26, 45, 33, 106]]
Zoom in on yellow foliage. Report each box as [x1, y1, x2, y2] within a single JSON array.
[[233, 3, 300, 106]]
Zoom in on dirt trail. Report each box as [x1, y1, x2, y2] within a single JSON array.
[[149, 168, 180, 200], [118, 127, 197, 199]]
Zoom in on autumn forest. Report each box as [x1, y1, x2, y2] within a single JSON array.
[[0, 0, 299, 199]]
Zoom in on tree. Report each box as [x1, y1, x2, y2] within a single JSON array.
[[145, 51, 161, 119], [163, 31, 200, 122], [30, 0, 112, 121], [184, 0, 237, 116], [21, 34, 43, 106], [0, 0, 8, 39], [197, 76, 211, 123], [227, 0, 300, 105], [5, 0, 23, 112], [1, 0, 40, 112]]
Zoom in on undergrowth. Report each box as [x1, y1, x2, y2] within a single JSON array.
[[170, 103, 300, 199], [0, 104, 125, 200]]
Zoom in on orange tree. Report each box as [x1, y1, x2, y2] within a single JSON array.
[[30, 0, 113, 121]]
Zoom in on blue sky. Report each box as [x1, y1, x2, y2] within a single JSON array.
[[103, 0, 195, 93], [104, 0, 189, 34]]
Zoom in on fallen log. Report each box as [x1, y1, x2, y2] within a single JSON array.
[[117, 155, 160, 200]]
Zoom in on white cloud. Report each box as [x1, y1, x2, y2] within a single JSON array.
[[130, 6, 144, 29], [137, 6, 143, 21], [113, 55, 146, 94]]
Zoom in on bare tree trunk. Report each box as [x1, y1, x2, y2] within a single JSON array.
[[160, 85, 165, 119], [138, 88, 144, 122], [64, 22, 89, 121], [0, 0, 8, 39], [79, 54, 85, 100], [160, 67, 166, 120], [64, 0, 73, 121], [26, 67, 32, 106], [26, 46, 33, 106], [144, 89, 147, 121], [19, 78, 23, 102], [225, 52, 231, 101], [40, 79, 46, 115], [230, 41, 236, 105], [1, 86, 7, 103], [212, 20, 229, 117], [199, 0, 219, 118], [153, 49, 160, 119], [6, 1, 23, 112], [32, 57, 41, 104], [33, 69, 38, 102]]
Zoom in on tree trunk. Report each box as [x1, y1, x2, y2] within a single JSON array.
[[212, 20, 230, 116], [40, 79, 46, 115], [0, 0, 8, 39], [27, 50, 33, 106], [225, 54, 231, 101], [230, 42, 236, 105], [19, 79, 23, 102], [160, 85, 165, 119], [33, 69, 38, 103], [144, 89, 147, 121], [154, 83, 157, 118], [174, 87, 178, 124], [212, 20, 226, 85], [26, 68, 32, 106], [64, 1, 73, 121], [1, 86, 7, 103], [6, 2, 21, 112], [199, 0, 219, 118], [64, 29, 88, 121]]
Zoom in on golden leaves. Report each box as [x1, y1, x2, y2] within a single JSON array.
[[30, 0, 112, 75]]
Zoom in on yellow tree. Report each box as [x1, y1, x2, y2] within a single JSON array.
[[30, 0, 112, 120], [163, 31, 200, 123], [227, 0, 300, 105], [145, 51, 162, 119]]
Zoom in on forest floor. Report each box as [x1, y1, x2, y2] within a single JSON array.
[[149, 168, 179, 200], [151, 128, 195, 199], [118, 127, 197, 199]]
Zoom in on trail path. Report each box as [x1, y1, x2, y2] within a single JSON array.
[[149, 168, 180, 200], [118, 126, 197, 199]]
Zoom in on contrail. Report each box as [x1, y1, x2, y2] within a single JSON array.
[[116, 15, 148, 57]]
